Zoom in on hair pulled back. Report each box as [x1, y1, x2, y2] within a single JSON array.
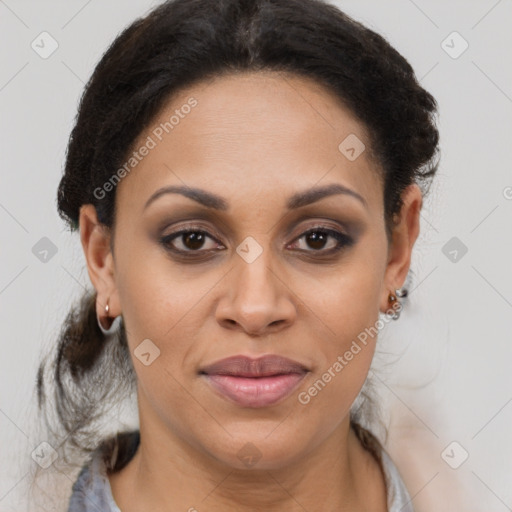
[[37, 0, 440, 482]]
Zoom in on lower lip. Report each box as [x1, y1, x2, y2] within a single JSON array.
[[203, 373, 307, 408]]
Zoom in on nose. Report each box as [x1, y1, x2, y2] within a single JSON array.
[[215, 245, 296, 336]]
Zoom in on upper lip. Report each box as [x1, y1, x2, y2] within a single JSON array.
[[199, 355, 309, 377]]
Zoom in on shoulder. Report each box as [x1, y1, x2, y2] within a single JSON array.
[[380, 447, 415, 512], [67, 431, 140, 512], [351, 421, 415, 511], [67, 449, 121, 512]]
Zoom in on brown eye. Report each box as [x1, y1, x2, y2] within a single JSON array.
[[180, 231, 207, 250], [160, 228, 222, 253], [289, 227, 353, 254], [304, 230, 330, 250], [159, 224, 354, 260]]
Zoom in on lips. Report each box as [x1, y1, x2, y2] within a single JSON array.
[[199, 355, 309, 408]]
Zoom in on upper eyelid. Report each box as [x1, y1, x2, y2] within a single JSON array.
[[152, 203, 363, 240]]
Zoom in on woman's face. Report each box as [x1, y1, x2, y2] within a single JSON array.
[[82, 70, 419, 470]]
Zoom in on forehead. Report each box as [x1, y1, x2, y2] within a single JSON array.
[[115, 70, 383, 215]]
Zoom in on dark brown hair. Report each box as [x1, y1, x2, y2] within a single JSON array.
[[36, 0, 439, 486]]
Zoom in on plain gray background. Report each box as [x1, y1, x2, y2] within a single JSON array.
[[1, 0, 511, 510]]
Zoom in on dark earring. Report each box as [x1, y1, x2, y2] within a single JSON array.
[[387, 288, 405, 320]]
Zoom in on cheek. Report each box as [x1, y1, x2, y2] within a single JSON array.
[[115, 249, 217, 376], [295, 261, 383, 410], [305, 261, 382, 350], [299, 223, 386, 337], [116, 263, 208, 429], [297, 307, 379, 438], [115, 236, 189, 334]]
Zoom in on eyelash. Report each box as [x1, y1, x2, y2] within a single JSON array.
[[159, 223, 354, 259]]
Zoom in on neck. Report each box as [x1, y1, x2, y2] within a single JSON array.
[[109, 405, 386, 511]]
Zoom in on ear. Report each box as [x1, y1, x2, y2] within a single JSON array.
[[79, 204, 121, 321], [380, 184, 423, 314]]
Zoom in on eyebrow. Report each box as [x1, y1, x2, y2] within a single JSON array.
[[143, 183, 367, 211]]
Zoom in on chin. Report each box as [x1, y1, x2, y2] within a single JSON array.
[[202, 427, 309, 471]]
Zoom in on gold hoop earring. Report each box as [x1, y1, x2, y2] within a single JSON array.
[[97, 297, 117, 335]]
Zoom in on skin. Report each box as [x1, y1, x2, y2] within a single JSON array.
[[79, 70, 422, 511]]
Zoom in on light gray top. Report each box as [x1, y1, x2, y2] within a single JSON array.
[[67, 433, 414, 512]]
